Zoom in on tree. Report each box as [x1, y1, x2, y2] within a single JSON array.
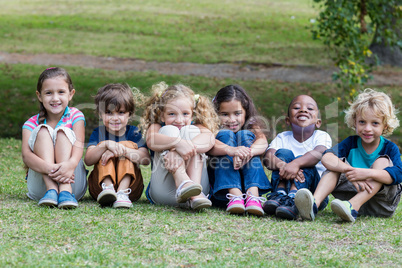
[[311, 0, 402, 98]]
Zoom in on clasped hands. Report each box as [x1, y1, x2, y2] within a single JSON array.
[[277, 161, 305, 183], [163, 139, 197, 174], [344, 167, 374, 194]]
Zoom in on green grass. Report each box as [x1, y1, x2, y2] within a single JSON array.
[[0, 0, 332, 66], [1, 1, 402, 266], [2, 63, 402, 147], [2, 138, 402, 267]]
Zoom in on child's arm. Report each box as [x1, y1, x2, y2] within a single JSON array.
[[146, 124, 196, 160], [249, 129, 268, 157], [322, 152, 378, 193], [125, 147, 151, 166], [208, 139, 250, 157], [191, 124, 215, 153], [21, 129, 59, 175], [49, 120, 85, 183]]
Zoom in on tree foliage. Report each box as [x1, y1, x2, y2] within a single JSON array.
[[312, 0, 402, 98]]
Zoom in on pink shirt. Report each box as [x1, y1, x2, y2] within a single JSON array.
[[22, 107, 85, 132]]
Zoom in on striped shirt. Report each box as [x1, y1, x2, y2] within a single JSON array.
[[22, 107, 85, 131]]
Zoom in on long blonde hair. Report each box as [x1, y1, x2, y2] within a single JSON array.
[[140, 82, 219, 136]]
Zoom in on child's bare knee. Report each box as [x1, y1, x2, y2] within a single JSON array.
[[372, 156, 390, 169]]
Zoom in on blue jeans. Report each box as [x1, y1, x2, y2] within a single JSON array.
[[208, 130, 272, 207], [271, 148, 328, 210]]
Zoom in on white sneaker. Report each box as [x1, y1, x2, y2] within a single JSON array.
[[97, 183, 117, 207], [113, 189, 133, 209]]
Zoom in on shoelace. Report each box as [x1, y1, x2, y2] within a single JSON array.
[[101, 183, 114, 191], [226, 193, 246, 204], [245, 191, 266, 205], [116, 188, 132, 201]]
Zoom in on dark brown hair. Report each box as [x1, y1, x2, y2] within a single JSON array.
[[95, 83, 135, 116]]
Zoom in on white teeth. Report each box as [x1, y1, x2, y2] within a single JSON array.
[[298, 116, 308, 120]]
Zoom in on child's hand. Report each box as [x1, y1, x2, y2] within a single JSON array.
[[175, 139, 197, 161], [279, 162, 300, 180], [227, 146, 251, 158], [163, 150, 184, 174], [101, 150, 115, 166], [233, 155, 243, 170], [345, 167, 370, 182], [352, 180, 374, 194], [295, 169, 305, 183], [48, 161, 75, 184], [105, 141, 126, 157]]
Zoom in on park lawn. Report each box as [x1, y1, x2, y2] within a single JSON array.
[[1, 63, 402, 146], [2, 138, 402, 267], [0, 0, 331, 66]]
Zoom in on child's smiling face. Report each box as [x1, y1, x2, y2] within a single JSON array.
[[101, 107, 130, 136], [218, 100, 246, 133], [161, 97, 193, 129], [36, 76, 75, 119], [286, 95, 321, 130], [355, 108, 385, 148]]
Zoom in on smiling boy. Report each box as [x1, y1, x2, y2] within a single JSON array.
[[295, 89, 402, 222], [263, 95, 332, 220], [84, 83, 150, 208]]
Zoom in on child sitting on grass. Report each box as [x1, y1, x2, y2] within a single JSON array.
[[85, 83, 150, 208], [263, 95, 332, 220], [295, 89, 402, 222], [22, 67, 87, 209]]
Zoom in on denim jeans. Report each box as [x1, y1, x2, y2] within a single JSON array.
[[271, 148, 328, 210], [208, 129, 272, 207]]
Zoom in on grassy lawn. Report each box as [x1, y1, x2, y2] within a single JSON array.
[[0, 0, 331, 66], [1, 0, 402, 266], [2, 139, 402, 267]]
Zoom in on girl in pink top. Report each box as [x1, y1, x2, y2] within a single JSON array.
[[21, 67, 86, 209]]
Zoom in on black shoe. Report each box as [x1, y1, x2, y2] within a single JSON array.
[[263, 192, 288, 215], [276, 196, 298, 220]]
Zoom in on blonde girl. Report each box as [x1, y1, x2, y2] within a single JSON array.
[[141, 82, 219, 209], [21, 67, 86, 209]]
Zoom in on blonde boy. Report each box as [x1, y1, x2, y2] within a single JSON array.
[[295, 89, 402, 222]]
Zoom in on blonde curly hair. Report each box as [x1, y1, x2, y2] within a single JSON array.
[[140, 82, 219, 136], [344, 88, 399, 136]]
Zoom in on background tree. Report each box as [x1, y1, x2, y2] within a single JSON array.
[[312, 0, 402, 100]]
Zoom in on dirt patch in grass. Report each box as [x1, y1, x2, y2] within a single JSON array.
[[1, 51, 401, 85]]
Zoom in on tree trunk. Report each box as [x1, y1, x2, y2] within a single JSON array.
[[368, 5, 402, 67]]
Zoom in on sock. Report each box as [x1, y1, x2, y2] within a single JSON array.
[[288, 189, 297, 199], [277, 187, 286, 196]]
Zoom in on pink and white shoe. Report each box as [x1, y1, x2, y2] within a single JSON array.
[[245, 191, 266, 216], [226, 193, 246, 214]]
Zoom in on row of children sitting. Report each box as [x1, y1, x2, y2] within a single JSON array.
[[22, 67, 402, 223]]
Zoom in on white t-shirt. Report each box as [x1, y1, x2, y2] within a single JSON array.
[[268, 130, 332, 176]]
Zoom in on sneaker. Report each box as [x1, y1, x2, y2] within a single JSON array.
[[331, 199, 358, 223], [38, 189, 58, 207], [226, 193, 246, 214], [276, 196, 298, 220], [294, 188, 317, 221], [58, 191, 78, 209], [263, 192, 288, 215], [188, 193, 212, 210], [97, 183, 117, 207], [113, 189, 133, 209], [245, 192, 266, 216]]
